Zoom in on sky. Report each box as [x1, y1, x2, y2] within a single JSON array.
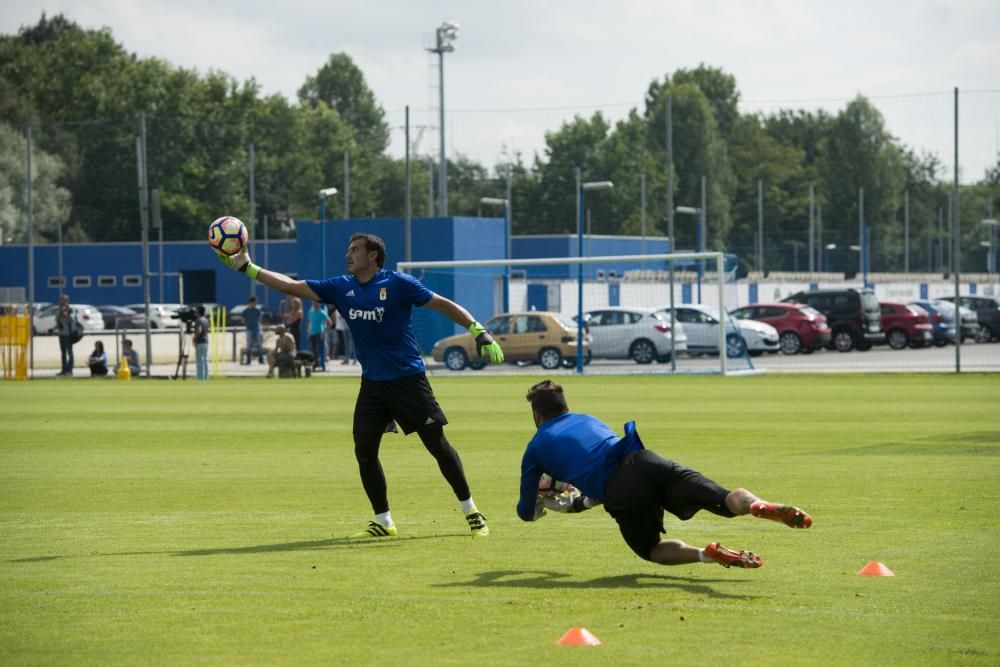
[[3, 0, 999, 180]]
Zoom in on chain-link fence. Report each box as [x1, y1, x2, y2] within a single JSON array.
[[3, 89, 999, 375]]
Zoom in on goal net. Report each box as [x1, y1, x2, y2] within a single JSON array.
[[398, 252, 759, 376]]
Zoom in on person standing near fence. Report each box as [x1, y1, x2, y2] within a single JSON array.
[[55, 295, 77, 377], [193, 305, 210, 380], [325, 305, 338, 364], [281, 293, 304, 350], [244, 296, 265, 364], [335, 307, 355, 365], [308, 301, 332, 371]]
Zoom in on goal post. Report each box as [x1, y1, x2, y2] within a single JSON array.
[[398, 251, 756, 376]]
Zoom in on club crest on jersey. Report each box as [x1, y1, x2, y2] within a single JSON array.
[[349, 307, 385, 323], [379, 287, 387, 301]]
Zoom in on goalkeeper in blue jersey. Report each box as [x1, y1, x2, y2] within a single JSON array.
[[217, 232, 503, 539], [517, 380, 812, 569]]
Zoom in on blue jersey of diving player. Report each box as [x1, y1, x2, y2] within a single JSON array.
[[516, 412, 644, 520], [307, 269, 434, 381]]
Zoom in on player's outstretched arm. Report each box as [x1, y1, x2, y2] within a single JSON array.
[[424, 295, 504, 364], [216, 248, 320, 302]]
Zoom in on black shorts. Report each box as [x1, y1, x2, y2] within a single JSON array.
[[603, 449, 735, 561], [353, 373, 448, 436]]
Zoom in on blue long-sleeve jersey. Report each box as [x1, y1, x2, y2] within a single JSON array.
[[516, 413, 644, 521]]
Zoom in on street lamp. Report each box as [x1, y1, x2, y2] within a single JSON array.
[[824, 243, 837, 273], [318, 187, 338, 277], [427, 21, 459, 217], [849, 244, 862, 281], [984, 217, 998, 275], [675, 206, 703, 302], [480, 196, 510, 312], [576, 174, 614, 373]]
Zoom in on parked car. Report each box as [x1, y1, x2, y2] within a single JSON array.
[[938, 295, 1000, 342], [730, 303, 831, 355], [781, 288, 884, 352], [928, 300, 980, 343], [32, 303, 105, 335], [228, 304, 280, 327], [655, 304, 779, 357], [576, 307, 687, 363], [909, 300, 956, 346], [31, 302, 52, 318], [95, 305, 146, 330], [878, 302, 933, 349], [124, 303, 185, 329], [431, 311, 589, 371]]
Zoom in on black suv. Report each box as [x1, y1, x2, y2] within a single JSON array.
[[781, 288, 885, 352], [938, 295, 1000, 342]]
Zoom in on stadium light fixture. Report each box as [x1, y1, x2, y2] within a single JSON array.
[[427, 22, 459, 216], [675, 205, 704, 301], [824, 243, 837, 273], [576, 173, 614, 373], [317, 187, 338, 277], [984, 218, 998, 274], [480, 197, 511, 311]]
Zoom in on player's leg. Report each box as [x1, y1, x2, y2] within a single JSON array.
[[645, 450, 811, 529], [389, 374, 489, 536], [715, 485, 812, 528], [349, 380, 398, 539], [747, 494, 812, 528], [606, 450, 763, 569]]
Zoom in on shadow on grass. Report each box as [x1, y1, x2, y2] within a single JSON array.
[[828, 431, 1000, 457], [8, 533, 466, 563], [435, 569, 761, 599]]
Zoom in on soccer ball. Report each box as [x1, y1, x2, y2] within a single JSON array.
[[538, 473, 572, 497], [208, 216, 248, 256]]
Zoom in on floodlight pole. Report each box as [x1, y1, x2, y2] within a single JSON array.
[[318, 187, 338, 277], [576, 174, 614, 374], [480, 196, 510, 312], [427, 22, 459, 217], [676, 205, 702, 302]]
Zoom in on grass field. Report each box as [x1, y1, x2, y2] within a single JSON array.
[[2, 373, 999, 665]]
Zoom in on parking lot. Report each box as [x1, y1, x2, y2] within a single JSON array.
[[19, 328, 1000, 378]]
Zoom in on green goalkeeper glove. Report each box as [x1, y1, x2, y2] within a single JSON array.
[[215, 248, 261, 280], [468, 321, 504, 364]]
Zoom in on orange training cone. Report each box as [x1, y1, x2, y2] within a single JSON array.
[[556, 627, 602, 646], [858, 561, 894, 576]]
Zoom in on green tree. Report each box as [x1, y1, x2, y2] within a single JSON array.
[[819, 96, 906, 273], [521, 113, 611, 234], [727, 114, 811, 272], [645, 81, 735, 251], [0, 122, 71, 243], [298, 53, 390, 155]]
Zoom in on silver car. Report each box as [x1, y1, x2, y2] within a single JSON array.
[[125, 303, 185, 329], [33, 303, 105, 335], [579, 307, 687, 363], [657, 304, 780, 357]]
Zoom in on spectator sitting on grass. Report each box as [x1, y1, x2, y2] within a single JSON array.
[[115, 339, 140, 377], [87, 341, 108, 377], [267, 324, 297, 378]]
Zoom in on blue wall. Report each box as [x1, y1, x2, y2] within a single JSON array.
[[0, 223, 688, 353], [0, 240, 298, 310], [0, 217, 507, 353]]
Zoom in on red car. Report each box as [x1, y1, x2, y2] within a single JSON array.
[[879, 301, 933, 349], [730, 303, 831, 355]]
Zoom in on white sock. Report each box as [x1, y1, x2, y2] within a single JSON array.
[[698, 548, 713, 564], [375, 511, 394, 528], [459, 498, 477, 515]]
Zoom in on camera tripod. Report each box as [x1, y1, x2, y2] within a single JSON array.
[[173, 325, 194, 380]]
